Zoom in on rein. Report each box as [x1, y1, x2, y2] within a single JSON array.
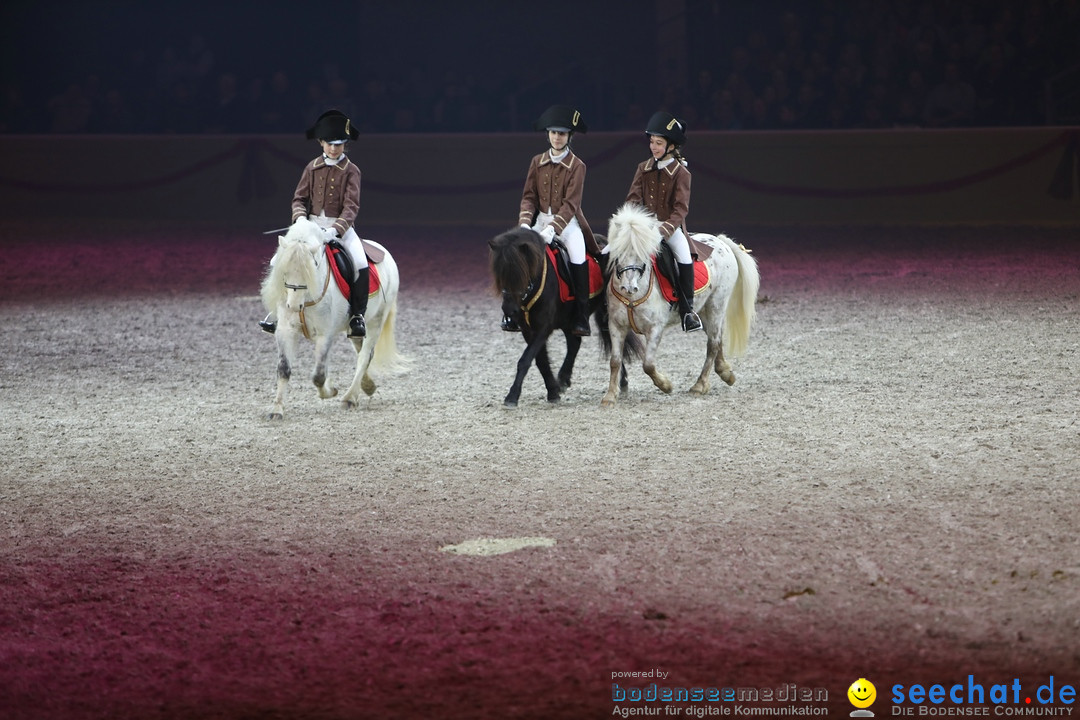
[[609, 260, 654, 335], [285, 251, 332, 340], [506, 254, 548, 328]]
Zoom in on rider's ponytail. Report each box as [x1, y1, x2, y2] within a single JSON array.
[[672, 146, 688, 167]]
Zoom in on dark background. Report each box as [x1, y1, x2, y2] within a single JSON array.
[[2, 0, 1078, 135]]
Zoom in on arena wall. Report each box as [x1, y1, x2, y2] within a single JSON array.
[[1, 128, 1077, 229]]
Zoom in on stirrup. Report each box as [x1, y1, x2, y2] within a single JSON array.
[[501, 316, 520, 332], [258, 315, 276, 334], [348, 314, 366, 338], [681, 311, 702, 332], [572, 317, 591, 337]]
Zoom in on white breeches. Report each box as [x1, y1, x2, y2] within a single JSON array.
[[666, 228, 692, 264], [312, 214, 368, 269], [534, 212, 586, 264], [336, 227, 369, 270]]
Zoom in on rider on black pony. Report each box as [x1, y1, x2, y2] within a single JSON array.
[[508, 104, 600, 337]]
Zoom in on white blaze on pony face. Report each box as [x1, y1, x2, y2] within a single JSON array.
[[283, 278, 306, 313], [618, 262, 643, 296]]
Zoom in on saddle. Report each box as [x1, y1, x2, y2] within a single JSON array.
[[326, 240, 381, 300], [545, 240, 603, 302], [653, 240, 711, 304]]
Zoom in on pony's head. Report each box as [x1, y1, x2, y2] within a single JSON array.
[[488, 227, 546, 297], [605, 203, 661, 264], [260, 218, 325, 313]]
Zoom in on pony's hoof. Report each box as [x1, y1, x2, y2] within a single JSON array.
[[342, 399, 359, 411], [720, 371, 736, 386], [689, 383, 709, 396], [547, 395, 561, 404], [600, 397, 616, 408], [268, 412, 284, 421], [503, 398, 518, 408], [361, 376, 376, 396]]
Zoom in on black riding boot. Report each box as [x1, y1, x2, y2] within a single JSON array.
[[596, 252, 610, 279], [258, 313, 276, 334], [348, 266, 369, 338], [677, 262, 702, 332], [569, 261, 592, 336]]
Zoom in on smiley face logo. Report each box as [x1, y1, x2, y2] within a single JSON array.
[[848, 678, 877, 709]]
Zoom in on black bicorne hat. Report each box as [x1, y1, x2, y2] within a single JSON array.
[[534, 105, 587, 133], [645, 111, 686, 145], [306, 109, 359, 143]]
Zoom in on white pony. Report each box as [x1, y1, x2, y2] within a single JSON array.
[[259, 217, 408, 419], [601, 203, 759, 407]]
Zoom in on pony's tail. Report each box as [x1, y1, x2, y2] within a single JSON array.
[[719, 236, 760, 357], [369, 299, 413, 375]]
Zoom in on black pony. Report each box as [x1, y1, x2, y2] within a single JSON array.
[[488, 227, 639, 407]]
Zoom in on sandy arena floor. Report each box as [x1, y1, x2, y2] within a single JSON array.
[[1, 220, 1077, 719]]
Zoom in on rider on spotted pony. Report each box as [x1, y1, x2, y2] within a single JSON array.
[[622, 111, 702, 332]]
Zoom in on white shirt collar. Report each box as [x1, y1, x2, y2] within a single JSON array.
[[549, 148, 569, 164]]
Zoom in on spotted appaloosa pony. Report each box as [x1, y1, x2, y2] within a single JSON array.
[[488, 226, 638, 407], [602, 203, 759, 407], [259, 218, 409, 419]]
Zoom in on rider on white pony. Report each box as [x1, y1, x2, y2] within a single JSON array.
[[260, 109, 369, 338], [511, 104, 599, 337], [623, 111, 702, 332]]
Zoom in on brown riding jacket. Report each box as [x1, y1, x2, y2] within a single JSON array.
[[291, 155, 361, 238], [519, 150, 600, 255], [626, 157, 691, 240]]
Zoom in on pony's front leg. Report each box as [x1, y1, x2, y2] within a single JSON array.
[[269, 327, 300, 420], [601, 329, 625, 408], [505, 331, 548, 408], [311, 334, 339, 399], [642, 326, 673, 394], [557, 332, 582, 391], [534, 343, 562, 403]]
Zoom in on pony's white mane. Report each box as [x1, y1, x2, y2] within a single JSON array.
[[605, 203, 662, 262], [259, 218, 324, 312]]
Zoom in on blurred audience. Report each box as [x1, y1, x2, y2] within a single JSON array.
[[3, 0, 1077, 134]]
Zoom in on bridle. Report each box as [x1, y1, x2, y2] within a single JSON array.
[[503, 254, 548, 329], [283, 249, 331, 340], [609, 258, 654, 335]]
